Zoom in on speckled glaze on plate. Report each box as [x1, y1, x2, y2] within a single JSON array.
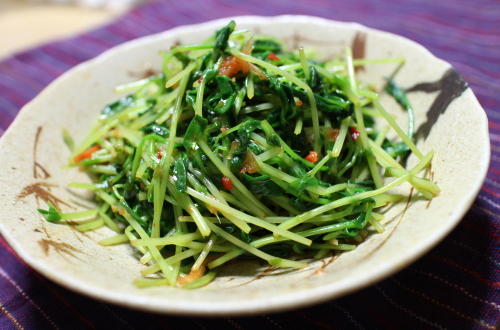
[[0, 16, 490, 315]]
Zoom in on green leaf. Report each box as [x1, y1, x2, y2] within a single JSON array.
[[204, 67, 219, 82], [383, 140, 410, 158], [62, 129, 75, 152], [268, 77, 295, 125], [215, 94, 236, 114], [252, 39, 282, 54], [199, 51, 213, 71], [212, 20, 236, 61], [289, 176, 320, 197], [100, 95, 135, 119], [314, 94, 353, 115], [337, 210, 370, 238], [385, 78, 415, 140], [247, 142, 265, 155], [309, 66, 323, 93], [239, 231, 253, 243], [215, 76, 235, 98], [185, 89, 197, 108], [37, 204, 62, 223], [187, 67, 219, 109], [141, 124, 169, 137], [173, 153, 188, 193], [293, 87, 352, 119], [229, 154, 243, 173], [237, 119, 261, 149], [243, 174, 283, 196], [385, 78, 411, 111], [183, 115, 208, 150], [173, 52, 190, 67], [205, 76, 237, 114]]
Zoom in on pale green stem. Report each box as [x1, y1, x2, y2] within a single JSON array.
[[294, 118, 303, 135], [373, 100, 423, 159], [99, 234, 129, 246], [194, 77, 206, 116], [152, 62, 195, 238], [331, 118, 350, 157], [192, 236, 215, 270], [345, 47, 383, 188], [299, 47, 310, 80], [246, 74, 255, 99]]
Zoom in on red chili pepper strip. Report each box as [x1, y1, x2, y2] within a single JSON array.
[[221, 176, 233, 190], [218, 56, 250, 77], [350, 127, 360, 140], [73, 145, 101, 163], [267, 52, 280, 61], [305, 151, 319, 163]]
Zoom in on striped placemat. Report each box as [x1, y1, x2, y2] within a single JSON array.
[[0, 0, 498, 329]]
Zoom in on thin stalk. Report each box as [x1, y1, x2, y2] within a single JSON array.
[[299, 47, 310, 80], [245, 74, 255, 99], [375, 126, 390, 146], [331, 118, 350, 157], [194, 76, 206, 116], [294, 118, 303, 135], [166, 182, 211, 236], [345, 47, 383, 188], [181, 271, 217, 289], [75, 218, 104, 232], [152, 62, 195, 238], [308, 154, 330, 177], [165, 64, 194, 88], [59, 209, 99, 220], [374, 100, 423, 159], [368, 139, 439, 197], [99, 209, 121, 233], [192, 236, 215, 270], [132, 233, 202, 247], [99, 234, 129, 246], [256, 147, 283, 162], [208, 250, 241, 269]]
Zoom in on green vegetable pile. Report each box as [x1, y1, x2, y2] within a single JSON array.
[[40, 21, 439, 289]]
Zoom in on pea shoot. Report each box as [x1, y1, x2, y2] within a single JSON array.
[[39, 21, 439, 289]]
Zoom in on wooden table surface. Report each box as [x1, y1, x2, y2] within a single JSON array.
[[0, 1, 125, 59]]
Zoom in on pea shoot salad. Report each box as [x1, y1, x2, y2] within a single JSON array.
[[39, 21, 439, 289]]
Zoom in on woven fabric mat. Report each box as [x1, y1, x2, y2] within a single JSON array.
[[0, 0, 498, 329]]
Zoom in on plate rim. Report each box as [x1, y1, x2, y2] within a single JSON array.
[[0, 14, 491, 315]]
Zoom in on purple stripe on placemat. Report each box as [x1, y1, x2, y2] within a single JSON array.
[[0, 0, 498, 329]]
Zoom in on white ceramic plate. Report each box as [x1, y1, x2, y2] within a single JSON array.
[[0, 15, 490, 315]]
